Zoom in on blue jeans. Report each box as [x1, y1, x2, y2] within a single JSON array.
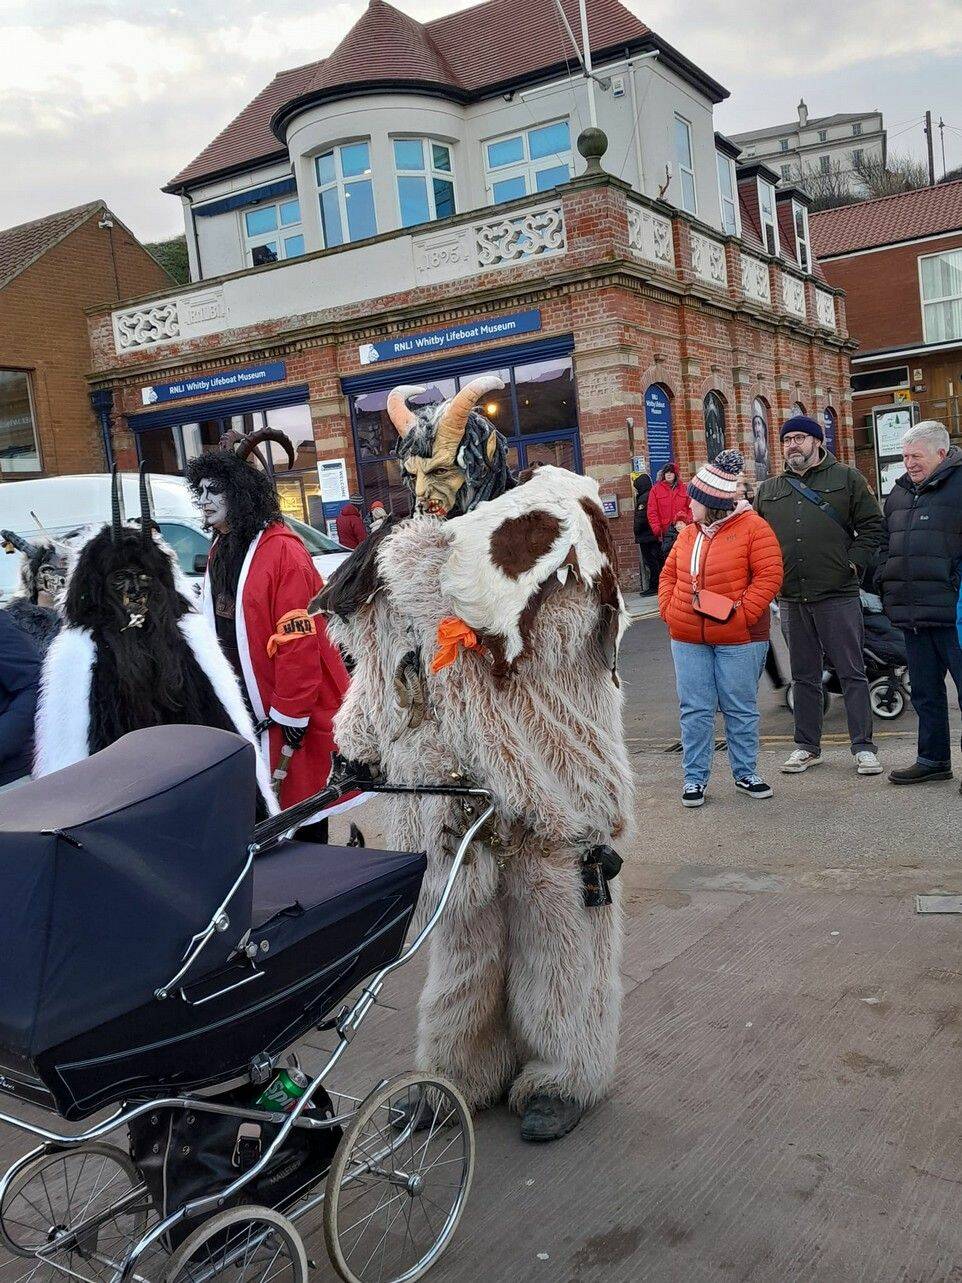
[[670, 640, 769, 786], [902, 626, 962, 768]]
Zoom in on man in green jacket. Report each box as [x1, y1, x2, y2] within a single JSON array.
[[756, 415, 884, 776]]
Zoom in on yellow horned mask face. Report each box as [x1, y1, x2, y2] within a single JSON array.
[[386, 377, 505, 519]]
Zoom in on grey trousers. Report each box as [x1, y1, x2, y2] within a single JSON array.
[[783, 596, 876, 755]]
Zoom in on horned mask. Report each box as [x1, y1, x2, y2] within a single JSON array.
[[387, 375, 513, 518]]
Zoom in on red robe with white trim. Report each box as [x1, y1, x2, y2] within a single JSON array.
[[203, 521, 350, 811]]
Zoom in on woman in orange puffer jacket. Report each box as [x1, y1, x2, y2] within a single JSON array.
[[658, 450, 783, 808]]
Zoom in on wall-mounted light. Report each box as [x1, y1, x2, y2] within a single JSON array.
[[485, 402, 499, 415]]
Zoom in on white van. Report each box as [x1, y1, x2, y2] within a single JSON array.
[[0, 474, 349, 603]]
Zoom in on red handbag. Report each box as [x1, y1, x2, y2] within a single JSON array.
[[690, 532, 736, 622]]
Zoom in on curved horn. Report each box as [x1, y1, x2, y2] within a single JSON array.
[[386, 385, 426, 437], [236, 428, 295, 471], [139, 463, 153, 547], [1, 529, 31, 555], [437, 375, 505, 451], [110, 466, 124, 546]]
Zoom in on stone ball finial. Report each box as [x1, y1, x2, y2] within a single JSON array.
[[577, 127, 609, 175]]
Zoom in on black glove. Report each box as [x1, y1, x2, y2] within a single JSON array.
[[283, 723, 308, 750]]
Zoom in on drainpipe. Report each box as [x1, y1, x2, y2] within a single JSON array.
[[185, 191, 204, 281], [89, 387, 115, 470]]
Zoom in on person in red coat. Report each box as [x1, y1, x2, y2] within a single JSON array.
[[336, 498, 368, 549], [186, 431, 358, 833], [647, 461, 692, 555]]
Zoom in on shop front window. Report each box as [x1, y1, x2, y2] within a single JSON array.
[[0, 369, 40, 475], [515, 358, 576, 435]]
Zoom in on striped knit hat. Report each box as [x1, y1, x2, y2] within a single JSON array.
[[687, 449, 745, 513]]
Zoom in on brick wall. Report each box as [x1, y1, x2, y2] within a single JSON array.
[[0, 212, 171, 479], [819, 231, 962, 354]]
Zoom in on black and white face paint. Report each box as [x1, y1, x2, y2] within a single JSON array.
[[195, 479, 228, 529]]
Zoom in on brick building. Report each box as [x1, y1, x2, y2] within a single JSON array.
[[0, 201, 172, 483], [86, 0, 853, 589], [811, 181, 962, 484]]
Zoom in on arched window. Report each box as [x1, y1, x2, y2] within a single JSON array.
[[703, 392, 727, 462], [751, 397, 771, 482], [823, 406, 838, 455], [791, 400, 806, 417], [643, 384, 674, 478]]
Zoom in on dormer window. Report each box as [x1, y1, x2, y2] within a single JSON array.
[[394, 139, 456, 228], [715, 151, 739, 236], [757, 178, 779, 256], [315, 141, 377, 248], [792, 199, 810, 272], [484, 120, 571, 204]]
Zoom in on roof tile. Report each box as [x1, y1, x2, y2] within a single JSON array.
[[0, 201, 104, 293], [810, 180, 962, 257]]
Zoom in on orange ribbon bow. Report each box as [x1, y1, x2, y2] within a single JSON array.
[[430, 616, 482, 673]]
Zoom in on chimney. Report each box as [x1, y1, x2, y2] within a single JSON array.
[[798, 99, 808, 127]]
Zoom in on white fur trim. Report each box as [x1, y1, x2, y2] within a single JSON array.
[[177, 612, 278, 813], [268, 707, 309, 729], [234, 531, 265, 723], [34, 628, 96, 776]]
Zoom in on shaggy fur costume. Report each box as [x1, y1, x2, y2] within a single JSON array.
[[322, 468, 633, 1113], [3, 598, 58, 655]]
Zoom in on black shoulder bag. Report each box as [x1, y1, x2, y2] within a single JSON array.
[[784, 475, 854, 539]]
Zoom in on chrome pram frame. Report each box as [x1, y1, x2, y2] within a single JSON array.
[[0, 777, 494, 1283]]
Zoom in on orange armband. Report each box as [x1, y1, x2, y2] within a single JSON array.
[[267, 609, 316, 658]]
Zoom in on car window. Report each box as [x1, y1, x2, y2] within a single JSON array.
[[284, 517, 347, 554], [158, 522, 212, 575]]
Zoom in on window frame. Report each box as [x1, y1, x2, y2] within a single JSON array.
[[0, 366, 42, 476], [242, 196, 305, 267], [852, 148, 864, 169], [850, 365, 909, 395], [715, 151, 740, 236], [315, 140, 378, 248], [757, 178, 780, 256], [818, 129, 828, 143], [392, 137, 457, 228], [483, 119, 572, 205], [819, 155, 831, 175], [779, 138, 789, 153], [852, 122, 863, 137], [780, 163, 792, 183], [918, 247, 962, 344], [673, 113, 698, 215], [792, 199, 811, 273]]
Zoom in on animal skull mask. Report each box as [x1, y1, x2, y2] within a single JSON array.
[[387, 376, 512, 518]]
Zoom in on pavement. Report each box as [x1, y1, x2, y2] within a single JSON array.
[[2, 617, 961, 1282]]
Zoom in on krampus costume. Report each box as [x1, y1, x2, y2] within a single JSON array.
[[185, 431, 354, 822], [33, 468, 276, 809], [314, 377, 633, 1142], [1, 530, 66, 655]]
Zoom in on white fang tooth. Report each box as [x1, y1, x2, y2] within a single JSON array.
[[556, 565, 570, 585]]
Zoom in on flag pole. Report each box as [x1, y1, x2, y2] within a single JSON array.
[[577, 0, 598, 127]]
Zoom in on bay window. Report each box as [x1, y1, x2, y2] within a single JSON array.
[[243, 197, 304, 266], [394, 138, 456, 227], [315, 141, 377, 247], [792, 199, 811, 272], [674, 115, 697, 214], [757, 178, 779, 256], [715, 151, 739, 236], [484, 120, 571, 204], [920, 248, 962, 343], [0, 369, 40, 474]]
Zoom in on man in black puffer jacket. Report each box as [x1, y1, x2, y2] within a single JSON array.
[[878, 421, 962, 787]]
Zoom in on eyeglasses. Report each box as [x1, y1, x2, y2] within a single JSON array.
[[782, 433, 811, 447]]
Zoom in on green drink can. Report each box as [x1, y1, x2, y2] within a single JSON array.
[[253, 1067, 310, 1113]]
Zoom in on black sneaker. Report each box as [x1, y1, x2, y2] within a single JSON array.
[[735, 775, 774, 799], [682, 784, 706, 808]]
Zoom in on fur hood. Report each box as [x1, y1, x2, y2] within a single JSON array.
[[3, 600, 60, 655]]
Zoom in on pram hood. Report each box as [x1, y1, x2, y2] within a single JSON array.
[[0, 726, 256, 1061]]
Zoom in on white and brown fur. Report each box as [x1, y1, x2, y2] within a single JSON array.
[[326, 469, 634, 1112]]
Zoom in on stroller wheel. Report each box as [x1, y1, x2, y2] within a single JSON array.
[[0, 1141, 147, 1262], [784, 682, 831, 715], [870, 677, 906, 719], [324, 1071, 475, 1283], [163, 1205, 307, 1281]]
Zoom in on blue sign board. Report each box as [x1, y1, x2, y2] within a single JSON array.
[[644, 384, 673, 477], [359, 311, 542, 366], [140, 361, 287, 406]]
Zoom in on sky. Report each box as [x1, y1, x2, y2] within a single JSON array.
[[2, 0, 961, 243]]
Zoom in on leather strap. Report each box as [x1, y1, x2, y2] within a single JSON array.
[[784, 475, 853, 539]]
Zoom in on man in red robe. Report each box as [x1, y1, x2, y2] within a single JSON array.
[[186, 431, 357, 831]]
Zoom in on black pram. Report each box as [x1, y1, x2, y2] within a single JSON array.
[[0, 725, 488, 1283]]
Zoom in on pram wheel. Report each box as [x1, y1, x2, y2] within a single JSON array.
[[162, 1205, 307, 1281], [324, 1071, 474, 1283], [784, 681, 831, 715], [869, 676, 906, 719], [0, 1141, 147, 1262]]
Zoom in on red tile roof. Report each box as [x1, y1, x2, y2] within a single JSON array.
[[167, 0, 655, 190], [0, 201, 104, 292], [810, 180, 962, 258]]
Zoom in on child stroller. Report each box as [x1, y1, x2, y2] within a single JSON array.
[[0, 724, 488, 1283], [780, 593, 911, 721]]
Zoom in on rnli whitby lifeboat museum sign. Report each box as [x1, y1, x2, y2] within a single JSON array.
[[359, 311, 542, 366], [140, 361, 287, 405]]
